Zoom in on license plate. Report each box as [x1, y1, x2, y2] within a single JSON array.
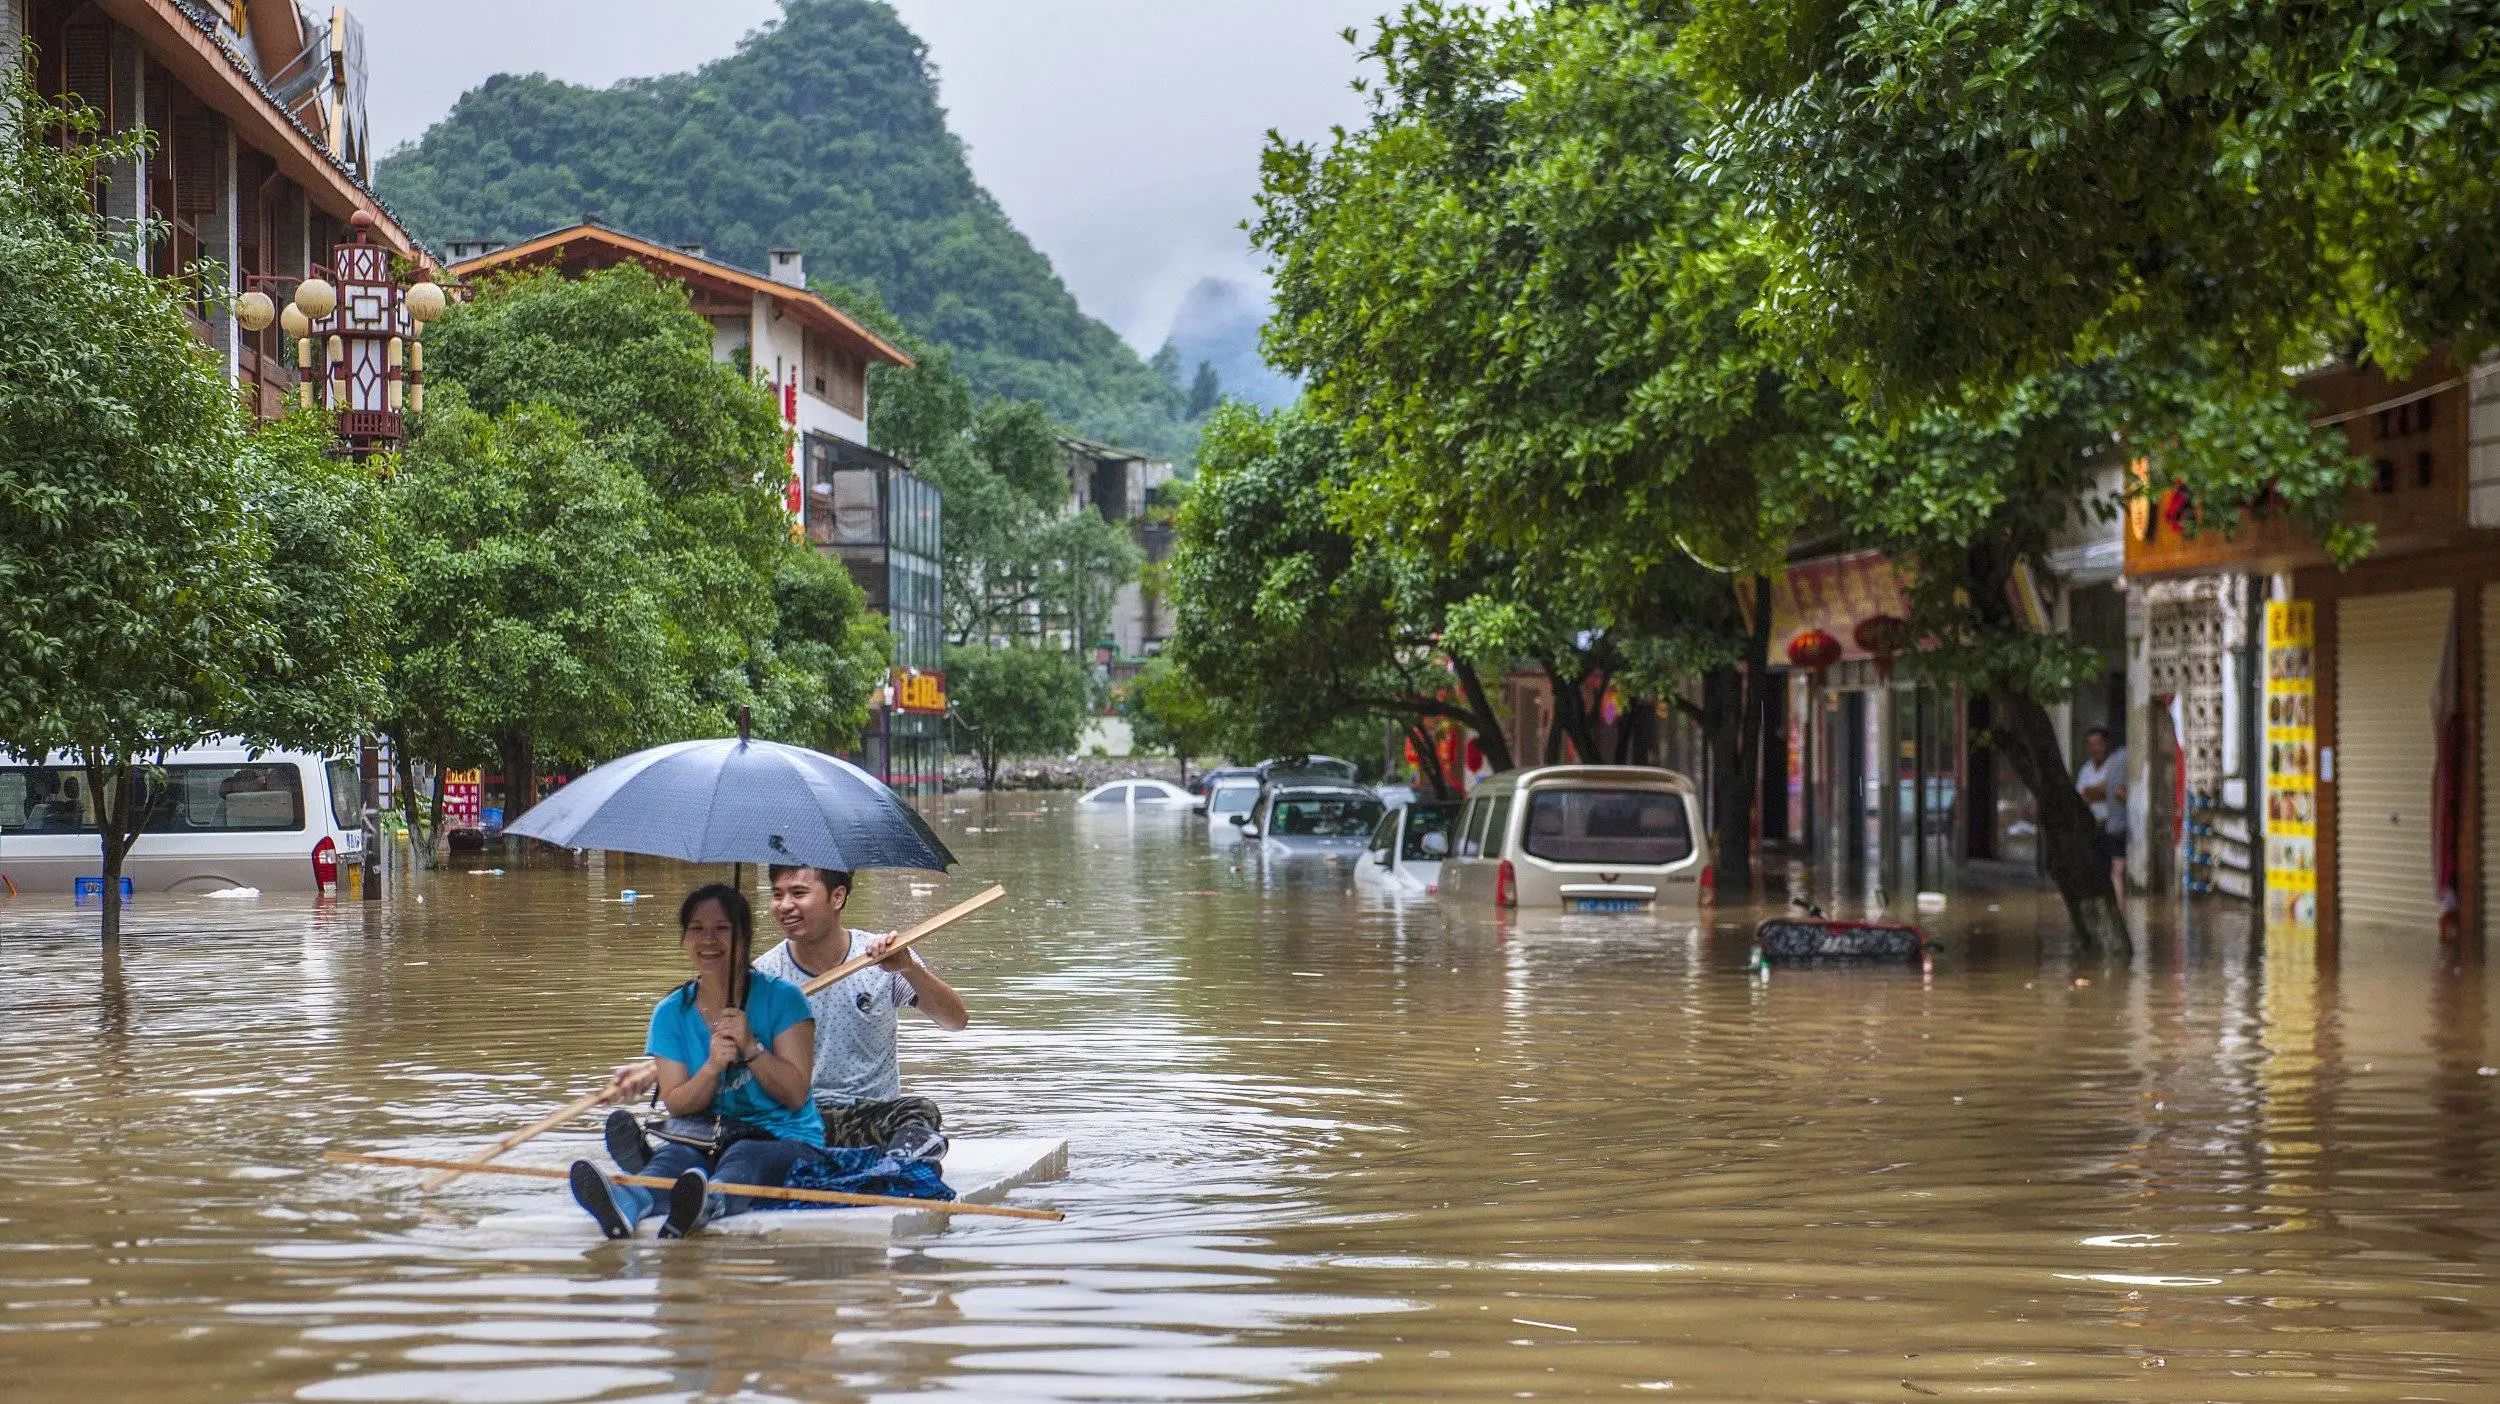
[[1570, 897, 1642, 914]]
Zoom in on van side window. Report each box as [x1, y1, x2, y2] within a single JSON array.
[[145, 765, 306, 833], [0, 765, 307, 834], [0, 766, 93, 833], [1458, 798, 1486, 858], [1481, 797, 1514, 859], [327, 759, 361, 830]]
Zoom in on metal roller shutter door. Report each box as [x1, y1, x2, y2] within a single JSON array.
[[2486, 585, 2500, 935], [2336, 589, 2451, 935]]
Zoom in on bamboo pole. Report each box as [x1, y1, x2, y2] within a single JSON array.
[[416, 884, 1009, 1189], [332, 1151, 1062, 1221]]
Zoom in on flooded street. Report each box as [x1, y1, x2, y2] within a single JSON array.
[[3, 795, 2497, 1402]]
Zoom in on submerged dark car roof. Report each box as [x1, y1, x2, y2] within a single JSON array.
[[1266, 784, 1379, 800]]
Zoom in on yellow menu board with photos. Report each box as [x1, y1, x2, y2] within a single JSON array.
[[2264, 602, 2318, 937]]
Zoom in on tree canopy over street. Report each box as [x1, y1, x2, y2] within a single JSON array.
[[1678, 0, 2500, 412], [1196, 0, 2424, 946]]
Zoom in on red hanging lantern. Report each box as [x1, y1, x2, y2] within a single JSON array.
[[2162, 484, 2194, 531], [1785, 628, 1842, 671], [1854, 614, 1913, 680]]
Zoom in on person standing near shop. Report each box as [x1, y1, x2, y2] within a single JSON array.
[[2077, 726, 2130, 893]]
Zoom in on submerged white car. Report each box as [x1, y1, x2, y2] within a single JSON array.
[[1077, 778, 1196, 808], [1357, 800, 1460, 894], [1233, 783, 1386, 859]]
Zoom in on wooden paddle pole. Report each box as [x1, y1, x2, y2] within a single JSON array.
[[417, 1085, 630, 1190], [797, 883, 1004, 995], [417, 883, 1009, 1189], [333, 1151, 1062, 1221]]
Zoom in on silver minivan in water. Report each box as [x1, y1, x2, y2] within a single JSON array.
[[0, 744, 364, 896], [1438, 766, 1710, 912]]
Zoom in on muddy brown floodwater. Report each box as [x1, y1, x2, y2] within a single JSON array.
[[2, 794, 2497, 1402]]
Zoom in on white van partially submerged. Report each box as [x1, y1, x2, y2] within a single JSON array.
[[1438, 766, 1710, 913], [0, 744, 363, 896]]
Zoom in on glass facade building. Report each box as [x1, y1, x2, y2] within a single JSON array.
[[804, 434, 947, 796]]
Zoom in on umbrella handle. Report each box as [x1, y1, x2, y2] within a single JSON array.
[[730, 861, 750, 1009]]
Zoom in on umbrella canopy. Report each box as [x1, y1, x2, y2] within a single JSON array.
[[505, 737, 955, 874]]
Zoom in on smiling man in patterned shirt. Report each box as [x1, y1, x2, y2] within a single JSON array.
[[748, 863, 970, 1163]]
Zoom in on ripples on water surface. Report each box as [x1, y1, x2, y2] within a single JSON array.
[[2, 796, 2497, 1401]]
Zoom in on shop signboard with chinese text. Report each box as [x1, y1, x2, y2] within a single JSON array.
[[2264, 602, 2318, 937]]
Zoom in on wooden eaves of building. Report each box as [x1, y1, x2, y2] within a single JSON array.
[[7, 0, 425, 416], [446, 222, 913, 443]]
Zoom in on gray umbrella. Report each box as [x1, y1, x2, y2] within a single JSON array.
[[505, 735, 955, 875], [506, 731, 955, 1008]]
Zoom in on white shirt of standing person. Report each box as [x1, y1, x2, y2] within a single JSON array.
[[2077, 745, 2128, 835]]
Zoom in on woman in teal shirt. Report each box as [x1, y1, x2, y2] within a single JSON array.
[[569, 882, 826, 1238]]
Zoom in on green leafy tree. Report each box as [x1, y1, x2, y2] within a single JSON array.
[[944, 643, 1091, 787], [385, 400, 685, 846], [1244, 1, 2374, 938], [1120, 655, 1238, 782], [1186, 361, 1222, 418], [752, 546, 891, 753], [423, 260, 790, 728], [0, 71, 387, 939], [1169, 405, 1523, 778], [1677, 0, 2500, 413], [1250, 6, 1804, 880], [1809, 355, 2361, 946]]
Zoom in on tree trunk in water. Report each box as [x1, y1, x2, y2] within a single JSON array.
[[981, 740, 1000, 790], [425, 762, 449, 869], [1449, 658, 1514, 773], [1702, 665, 1763, 892], [498, 736, 536, 830], [83, 756, 143, 949], [1991, 685, 2132, 953], [1546, 667, 1606, 763], [97, 834, 126, 945]]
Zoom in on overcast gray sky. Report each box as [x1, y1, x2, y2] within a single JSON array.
[[355, 0, 1386, 351]]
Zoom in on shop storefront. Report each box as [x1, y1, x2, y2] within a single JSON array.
[[2131, 350, 2500, 952], [1766, 553, 1961, 898]]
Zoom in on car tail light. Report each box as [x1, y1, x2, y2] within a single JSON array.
[[312, 836, 339, 888], [1700, 865, 1716, 902], [1495, 859, 1517, 908]]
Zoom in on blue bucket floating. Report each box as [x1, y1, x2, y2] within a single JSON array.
[[73, 875, 136, 902]]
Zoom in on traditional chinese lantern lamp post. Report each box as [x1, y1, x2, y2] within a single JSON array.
[[235, 211, 448, 900]]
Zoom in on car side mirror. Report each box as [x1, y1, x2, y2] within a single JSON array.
[[1372, 850, 1391, 867], [1228, 814, 1248, 826]]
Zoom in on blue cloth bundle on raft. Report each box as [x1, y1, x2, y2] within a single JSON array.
[[783, 1146, 956, 1207]]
